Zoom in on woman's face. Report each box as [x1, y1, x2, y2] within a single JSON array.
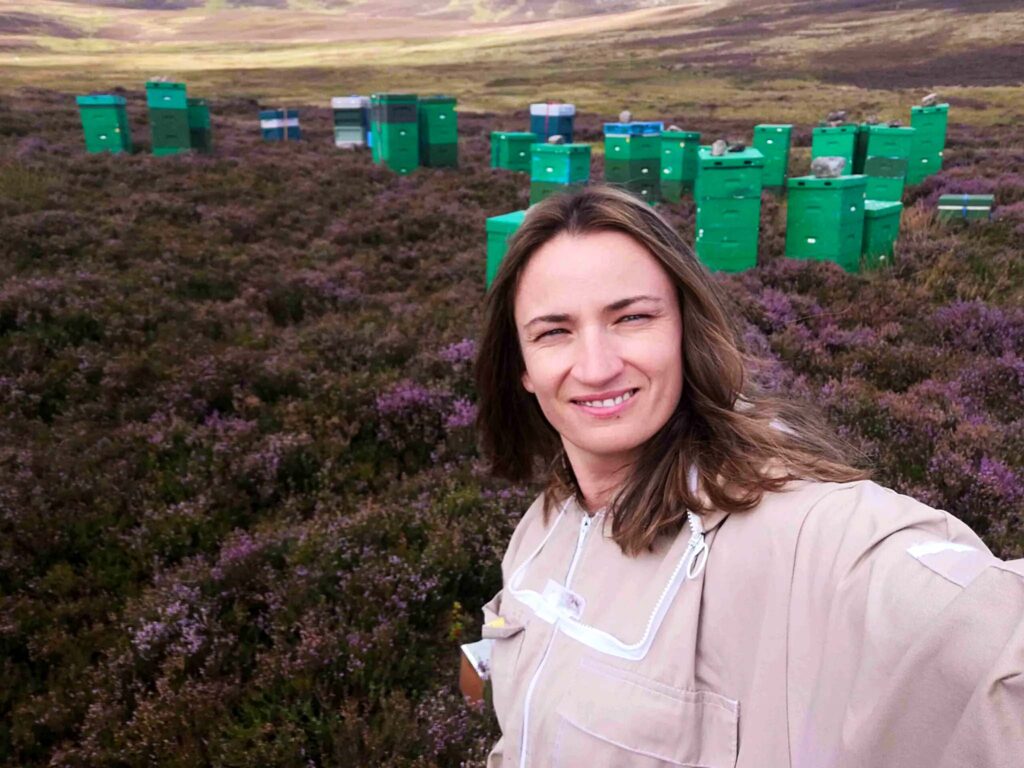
[[514, 229, 684, 471]]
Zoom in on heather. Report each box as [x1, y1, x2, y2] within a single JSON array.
[[1, 89, 1022, 767]]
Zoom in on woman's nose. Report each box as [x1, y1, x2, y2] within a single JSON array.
[[572, 329, 625, 385]]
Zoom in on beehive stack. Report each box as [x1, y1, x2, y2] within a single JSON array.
[[529, 143, 591, 205], [418, 96, 458, 168], [146, 81, 191, 156], [694, 147, 764, 272], [752, 124, 792, 189], [485, 210, 528, 288], [331, 96, 370, 148], [853, 124, 915, 202], [785, 174, 868, 272], [491, 132, 538, 172], [603, 122, 663, 203], [370, 94, 419, 175], [659, 129, 701, 202], [76, 95, 132, 154], [908, 103, 949, 184], [259, 109, 300, 141], [187, 98, 212, 154], [530, 103, 575, 143], [862, 200, 903, 269]]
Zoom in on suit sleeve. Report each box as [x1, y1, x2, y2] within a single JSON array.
[[786, 481, 1024, 768]]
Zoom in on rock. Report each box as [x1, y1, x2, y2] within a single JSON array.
[[619, 110, 632, 123], [922, 92, 940, 107], [864, 115, 880, 125], [811, 156, 846, 178], [887, 119, 903, 127], [711, 139, 728, 157], [547, 134, 566, 144], [825, 110, 847, 124], [727, 143, 747, 152], [667, 124, 683, 132]]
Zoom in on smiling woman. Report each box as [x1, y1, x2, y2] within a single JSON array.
[[471, 186, 1024, 768]]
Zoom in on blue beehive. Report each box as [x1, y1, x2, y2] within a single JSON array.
[[530, 103, 575, 143], [260, 109, 300, 141]]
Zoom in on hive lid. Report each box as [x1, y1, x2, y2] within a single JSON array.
[[486, 210, 528, 232], [530, 103, 576, 117], [813, 124, 857, 134], [331, 96, 369, 109], [603, 121, 663, 136], [420, 95, 457, 105], [864, 200, 903, 217], [76, 95, 126, 106], [492, 131, 538, 140], [754, 124, 793, 132], [373, 93, 418, 103], [911, 104, 950, 114], [938, 193, 994, 206], [662, 130, 701, 140], [146, 81, 186, 90], [863, 124, 916, 136], [532, 143, 590, 155], [787, 174, 868, 188], [697, 146, 765, 167]]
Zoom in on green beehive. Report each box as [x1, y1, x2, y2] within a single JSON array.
[[371, 93, 420, 175], [530, 143, 590, 204], [485, 210, 527, 288], [854, 125, 916, 202], [605, 133, 660, 202], [785, 175, 867, 272], [659, 130, 700, 201], [187, 98, 212, 154], [418, 95, 457, 168], [146, 81, 190, 156], [491, 131, 538, 172], [811, 125, 858, 172], [908, 104, 949, 185], [862, 200, 902, 269], [752, 124, 792, 189], [937, 194, 994, 221], [694, 147, 764, 272], [76, 95, 132, 154]]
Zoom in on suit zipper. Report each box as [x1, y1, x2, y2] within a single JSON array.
[[518, 512, 594, 767]]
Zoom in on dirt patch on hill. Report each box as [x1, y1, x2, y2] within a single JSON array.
[[0, 12, 82, 38], [815, 43, 1024, 88]]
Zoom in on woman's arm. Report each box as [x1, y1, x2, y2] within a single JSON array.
[[787, 481, 1024, 768]]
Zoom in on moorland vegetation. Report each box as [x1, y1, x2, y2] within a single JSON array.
[[0, 83, 1022, 766]]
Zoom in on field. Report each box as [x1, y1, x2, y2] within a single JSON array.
[[1, 0, 1023, 765]]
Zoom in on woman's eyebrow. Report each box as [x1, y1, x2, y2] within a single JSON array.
[[524, 312, 571, 330], [605, 295, 663, 312]]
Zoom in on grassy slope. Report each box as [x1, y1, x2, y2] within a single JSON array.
[[0, 0, 1022, 126]]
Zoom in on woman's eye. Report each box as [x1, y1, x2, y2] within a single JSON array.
[[536, 328, 567, 340], [620, 313, 652, 323]]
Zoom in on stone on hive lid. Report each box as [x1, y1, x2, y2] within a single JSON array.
[[711, 139, 728, 156], [619, 109, 632, 123], [667, 124, 683, 132], [811, 156, 846, 178], [825, 110, 847, 124], [547, 134, 566, 144], [921, 92, 940, 107]]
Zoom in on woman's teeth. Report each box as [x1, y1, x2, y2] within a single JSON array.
[[578, 390, 635, 409]]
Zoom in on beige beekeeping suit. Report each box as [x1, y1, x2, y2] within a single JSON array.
[[482, 479, 1024, 768]]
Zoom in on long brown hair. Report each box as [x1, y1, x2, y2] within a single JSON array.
[[475, 186, 868, 556]]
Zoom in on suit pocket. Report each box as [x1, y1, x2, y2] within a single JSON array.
[[552, 656, 739, 768], [482, 590, 529, 729]]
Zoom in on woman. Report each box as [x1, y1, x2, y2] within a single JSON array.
[[471, 186, 1023, 768]]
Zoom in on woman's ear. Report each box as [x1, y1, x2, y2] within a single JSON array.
[[521, 370, 536, 394]]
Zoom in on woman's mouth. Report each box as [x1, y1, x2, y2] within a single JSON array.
[[570, 388, 639, 416]]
